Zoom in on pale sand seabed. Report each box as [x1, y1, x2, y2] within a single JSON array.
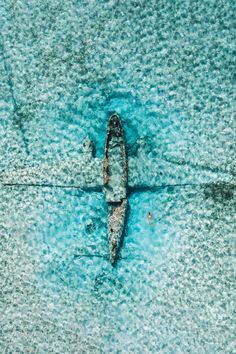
[[0, 0, 235, 353]]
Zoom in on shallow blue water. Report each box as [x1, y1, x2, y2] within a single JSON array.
[[0, 1, 235, 353]]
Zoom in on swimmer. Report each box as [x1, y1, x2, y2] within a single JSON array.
[[148, 212, 152, 224]]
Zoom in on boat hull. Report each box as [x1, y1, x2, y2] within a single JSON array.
[[104, 113, 128, 203], [104, 113, 128, 264], [107, 198, 128, 265]]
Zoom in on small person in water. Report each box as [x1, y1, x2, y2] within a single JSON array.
[[148, 212, 152, 224]]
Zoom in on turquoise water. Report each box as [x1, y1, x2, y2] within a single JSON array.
[[0, 1, 235, 353]]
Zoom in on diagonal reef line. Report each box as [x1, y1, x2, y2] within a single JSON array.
[[2, 182, 235, 192], [129, 181, 235, 194], [1, 181, 200, 193], [129, 183, 200, 193], [0, 34, 30, 155], [1, 182, 102, 192]]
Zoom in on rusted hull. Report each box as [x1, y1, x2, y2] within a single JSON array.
[[107, 199, 128, 265], [104, 113, 128, 264], [104, 113, 128, 203]]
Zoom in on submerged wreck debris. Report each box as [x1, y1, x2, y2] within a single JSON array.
[[104, 113, 128, 265], [107, 199, 128, 265], [0, 111, 234, 266]]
